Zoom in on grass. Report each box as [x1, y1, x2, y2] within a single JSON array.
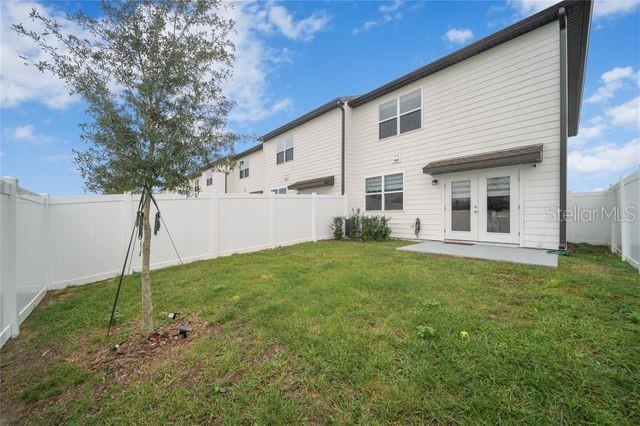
[[1, 241, 639, 424]]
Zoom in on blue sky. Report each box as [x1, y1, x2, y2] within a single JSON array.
[[1, 0, 639, 194]]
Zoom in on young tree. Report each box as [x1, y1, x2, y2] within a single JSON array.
[[14, 0, 238, 333]]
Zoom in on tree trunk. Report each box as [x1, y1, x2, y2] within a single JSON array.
[[141, 194, 154, 333]]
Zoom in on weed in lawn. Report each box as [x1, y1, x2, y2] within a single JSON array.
[[421, 298, 440, 309], [416, 325, 436, 339]]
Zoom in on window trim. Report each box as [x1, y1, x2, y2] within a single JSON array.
[[271, 187, 287, 194], [276, 135, 294, 165], [378, 88, 422, 140], [364, 172, 405, 212], [239, 159, 249, 179]]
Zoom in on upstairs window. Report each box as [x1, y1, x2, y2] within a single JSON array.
[[206, 171, 213, 186], [239, 160, 249, 179], [365, 173, 404, 211], [276, 135, 293, 164], [271, 187, 287, 194], [378, 89, 421, 139]]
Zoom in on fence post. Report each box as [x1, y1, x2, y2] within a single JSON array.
[[619, 177, 628, 261], [270, 192, 277, 248], [609, 187, 616, 253], [42, 193, 52, 290], [312, 193, 318, 242], [4, 178, 19, 338], [210, 191, 219, 258]]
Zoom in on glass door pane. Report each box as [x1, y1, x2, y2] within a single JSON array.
[[486, 176, 510, 233], [451, 180, 471, 232]]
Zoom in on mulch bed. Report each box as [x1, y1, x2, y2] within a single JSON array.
[[88, 317, 216, 384]]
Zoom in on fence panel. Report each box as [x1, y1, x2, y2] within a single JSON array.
[[218, 194, 272, 255], [568, 170, 639, 272], [16, 190, 48, 323], [0, 179, 346, 347]]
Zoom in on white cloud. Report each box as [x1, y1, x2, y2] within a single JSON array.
[[2, 1, 328, 127], [6, 123, 54, 143], [606, 97, 640, 127], [353, 1, 405, 34], [601, 66, 634, 83], [508, 0, 640, 19], [41, 152, 73, 163], [10, 124, 35, 141], [379, 0, 404, 14], [586, 66, 637, 104], [507, 0, 557, 16], [445, 28, 474, 45], [569, 139, 639, 174], [267, 6, 331, 41], [569, 116, 607, 148], [0, 1, 88, 109], [352, 20, 379, 34], [594, 0, 640, 18]]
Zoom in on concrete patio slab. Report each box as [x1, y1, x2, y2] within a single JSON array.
[[398, 241, 558, 267]]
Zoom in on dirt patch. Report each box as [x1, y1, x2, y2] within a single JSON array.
[[87, 318, 217, 384]]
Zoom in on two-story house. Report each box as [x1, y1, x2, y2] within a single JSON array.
[[193, 0, 592, 250]]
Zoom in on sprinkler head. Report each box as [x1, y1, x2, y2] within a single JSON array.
[[168, 312, 180, 320], [178, 326, 192, 339]]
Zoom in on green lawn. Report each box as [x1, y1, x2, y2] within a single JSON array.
[[2, 241, 639, 424]]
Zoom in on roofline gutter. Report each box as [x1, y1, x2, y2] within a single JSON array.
[[338, 100, 346, 196], [559, 6, 568, 249]]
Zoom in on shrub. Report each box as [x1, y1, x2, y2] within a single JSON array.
[[360, 215, 391, 241], [345, 212, 361, 238], [331, 216, 344, 240]]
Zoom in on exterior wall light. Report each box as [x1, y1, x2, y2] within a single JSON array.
[[432, 179, 438, 185]]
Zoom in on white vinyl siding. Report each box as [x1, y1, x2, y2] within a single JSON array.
[[347, 22, 561, 249], [263, 109, 342, 195], [227, 149, 265, 194]]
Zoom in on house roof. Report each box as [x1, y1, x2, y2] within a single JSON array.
[[287, 175, 335, 190], [349, 0, 591, 137], [191, 143, 263, 179], [259, 96, 358, 142], [232, 143, 262, 159], [422, 144, 544, 175]]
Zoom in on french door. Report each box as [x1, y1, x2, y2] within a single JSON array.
[[444, 169, 519, 244]]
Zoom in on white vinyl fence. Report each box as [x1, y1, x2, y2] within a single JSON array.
[[567, 170, 639, 272], [0, 177, 346, 347]]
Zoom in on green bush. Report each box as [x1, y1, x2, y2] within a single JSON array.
[[330, 216, 344, 240], [345, 212, 361, 238], [360, 215, 391, 241]]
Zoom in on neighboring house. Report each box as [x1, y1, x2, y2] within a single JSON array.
[[260, 97, 357, 195], [226, 144, 264, 194], [191, 144, 264, 194], [193, 0, 592, 250]]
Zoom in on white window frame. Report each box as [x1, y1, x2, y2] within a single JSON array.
[[271, 187, 287, 194], [378, 88, 422, 140], [276, 135, 294, 165], [239, 159, 249, 179], [364, 172, 404, 211]]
